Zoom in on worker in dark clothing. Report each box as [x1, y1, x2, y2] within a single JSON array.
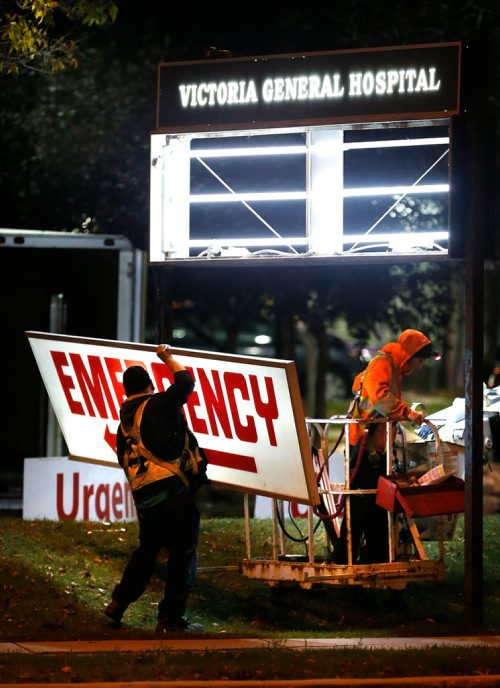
[[104, 344, 207, 633], [332, 329, 440, 565]]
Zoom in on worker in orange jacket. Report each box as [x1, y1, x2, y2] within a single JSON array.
[[332, 329, 441, 565]]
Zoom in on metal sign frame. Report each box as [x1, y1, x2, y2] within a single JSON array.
[[149, 41, 490, 624]]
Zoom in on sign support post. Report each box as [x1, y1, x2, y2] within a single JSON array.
[[463, 113, 488, 629]]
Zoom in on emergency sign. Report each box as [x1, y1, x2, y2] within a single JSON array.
[[26, 331, 319, 505]]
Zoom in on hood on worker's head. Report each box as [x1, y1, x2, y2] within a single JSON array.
[[397, 329, 433, 366]]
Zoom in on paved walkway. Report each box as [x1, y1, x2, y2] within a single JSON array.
[[3, 637, 500, 687], [1, 635, 499, 654]]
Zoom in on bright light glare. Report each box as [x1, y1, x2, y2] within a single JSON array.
[[187, 231, 448, 252], [344, 231, 449, 252], [344, 231, 448, 244], [192, 146, 305, 157], [344, 184, 449, 197], [344, 137, 449, 150], [255, 335, 272, 345], [189, 137, 449, 158], [189, 237, 308, 247], [190, 185, 448, 204], [190, 191, 307, 203]]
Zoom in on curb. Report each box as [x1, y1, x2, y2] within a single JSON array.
[[2, 675, 500, 687]]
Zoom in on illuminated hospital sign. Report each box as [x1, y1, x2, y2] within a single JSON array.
[[26, 331, 318, 505], [150, 43, 465, 264], [157, 43, 460, 131], [178, 68, 441, 108]]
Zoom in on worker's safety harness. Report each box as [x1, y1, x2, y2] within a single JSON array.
[[313, 351, 393, 523], [120, 398, 206, 495]]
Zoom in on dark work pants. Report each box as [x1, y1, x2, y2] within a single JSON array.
[[332, 440, 389, 565], [112, 494, 200, 621]]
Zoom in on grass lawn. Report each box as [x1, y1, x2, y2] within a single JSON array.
[[0, 513, 499, 682]]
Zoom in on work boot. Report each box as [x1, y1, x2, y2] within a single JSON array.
[[156, 616, 204, 634], [104, 599, 128, 625]]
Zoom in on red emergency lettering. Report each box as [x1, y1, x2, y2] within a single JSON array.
[[197, 369, 233, 438], [105, 357, 126, 408], [83, 483, 94, 520], [223, 372, 257, 443], [95, 483, 110, 520], [122, 482, 135, 518], [249, 375, 278, 446], [123, 359, 145, 369], [56, 472, 134, 521], [151, 361, 173, 391], [70, 354, 118, 420], [104, 425, 117, 453], [112, 482, 123, 519], [51, 351, 85, 415], [56, 472, 79, 520], [204, 448, 257, 473], [184, 366, 208, 433], [290, 502, 309, 518], [110, 481, 135, 519]]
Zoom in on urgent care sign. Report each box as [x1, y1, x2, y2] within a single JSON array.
[[23, 457, 136, 522], [26, 332, 319, 505]]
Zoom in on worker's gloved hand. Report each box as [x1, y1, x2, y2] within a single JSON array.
[[407, 409, 425, 428], [156, 344, 172, 361]]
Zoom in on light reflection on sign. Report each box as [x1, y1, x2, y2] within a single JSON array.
[[26, 332, 319, 505]]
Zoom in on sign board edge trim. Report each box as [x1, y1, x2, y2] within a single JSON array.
[[157, 41, 462, 69]]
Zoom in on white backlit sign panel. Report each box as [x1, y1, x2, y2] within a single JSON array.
[[26, 331, 318, 505], [150, 125, 451, 263]]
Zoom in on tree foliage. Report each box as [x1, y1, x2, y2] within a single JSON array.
[[1, 1, 499, 407], [0, 0, 118, 74]]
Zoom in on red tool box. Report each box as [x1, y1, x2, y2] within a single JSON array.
[[376, 475, 465, 518]]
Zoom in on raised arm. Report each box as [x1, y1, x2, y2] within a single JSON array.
[[156, 344, 186, 374]]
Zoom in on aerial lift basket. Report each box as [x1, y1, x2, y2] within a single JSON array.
[[239, 417, 460, 590], [376, 475, 465, 519], [377, 418, 464, 518]]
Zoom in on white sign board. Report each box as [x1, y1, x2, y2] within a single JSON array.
[[26, 332, 319, 505], [23, 457, 136, 522]]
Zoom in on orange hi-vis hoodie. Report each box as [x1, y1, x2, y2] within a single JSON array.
[[348, 329, 431, 453]]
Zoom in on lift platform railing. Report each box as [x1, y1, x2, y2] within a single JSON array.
[[239, 414, 463, 589]]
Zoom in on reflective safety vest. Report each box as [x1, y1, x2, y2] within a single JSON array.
[[349, 350, 397, 451], [120, 398, 204, 495]]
